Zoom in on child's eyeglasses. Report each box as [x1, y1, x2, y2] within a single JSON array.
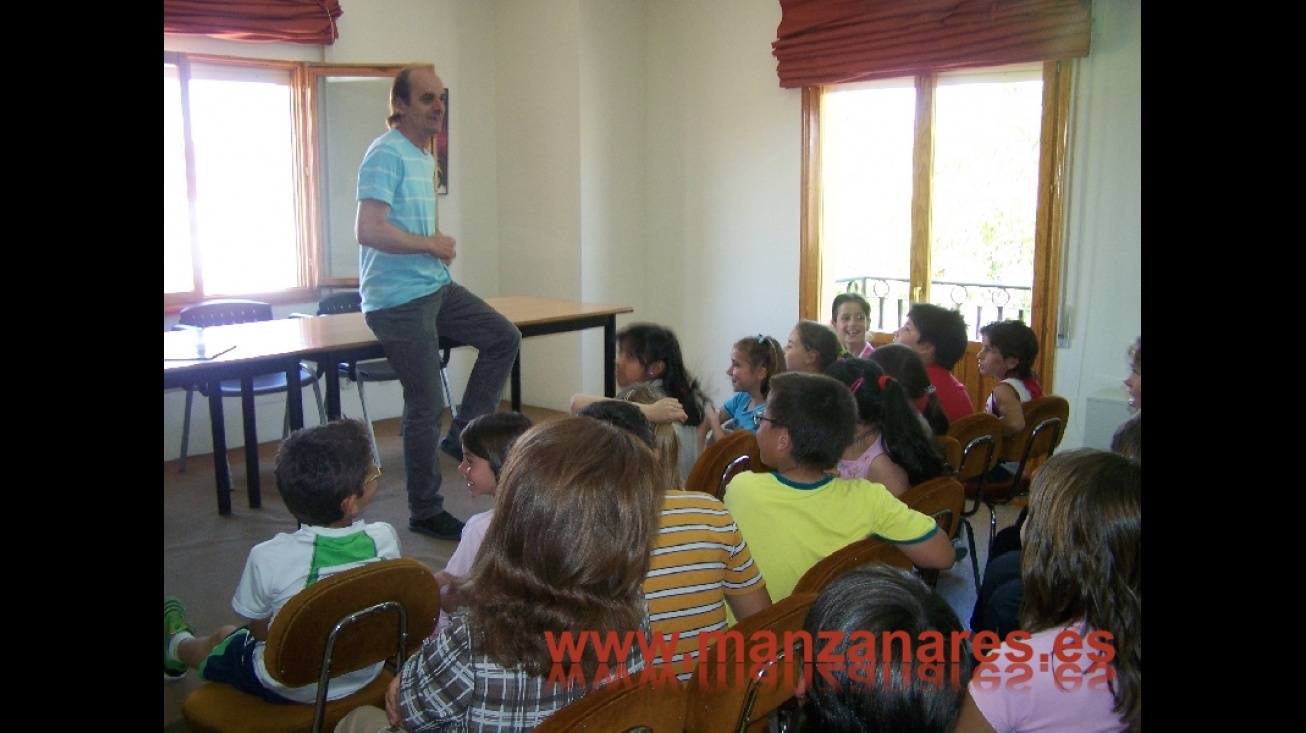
[[364, 467, 383, 486], [754, 413, 779, 428]]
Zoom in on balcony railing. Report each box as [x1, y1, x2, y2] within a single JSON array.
[[834, 276, 1033, 339]]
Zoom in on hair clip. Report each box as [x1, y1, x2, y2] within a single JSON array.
[[849, 377, 865, 394], [756, 334, 767, 344], [877, 375, 893, 391]]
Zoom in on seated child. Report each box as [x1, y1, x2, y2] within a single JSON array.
[[163, 419, 401, 704], [704, 334, 785, 444], [830, 292, 876, 358], [868, 342, 951, 436], [570, 322, 710, 481], [621, 382, 686, 490], [435, 411, 534, 631], [339, 418, 658, 732], [795, 565, 973, 733], [722, 371, 955, 603], [824, 357, 947, 498], [977, 319, 1043, 439], [956, 449, 1141, 733], [580, 399, 773, 681], [785, 319, 842, 374], [895, 303, 976, 422]]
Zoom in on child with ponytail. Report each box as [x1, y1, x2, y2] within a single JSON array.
[[824, 357, 946, 497]]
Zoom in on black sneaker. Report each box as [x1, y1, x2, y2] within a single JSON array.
[[409, 511, 465, 540], [439, 435, 464, 463]]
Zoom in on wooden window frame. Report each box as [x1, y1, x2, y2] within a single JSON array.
[[799, 60, 1072, 396], [164, 53, 406, 313]]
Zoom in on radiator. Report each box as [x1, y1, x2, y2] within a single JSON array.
[[1082, 386, 1134, 451]]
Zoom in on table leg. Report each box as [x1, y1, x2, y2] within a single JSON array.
[[286, 362, 305, 429], [323, 358, 342, 420], [511, 352, 522, 412], [208, 385, 232, 516], [604, 316, 617, 397], [241, 377, 261, 509]]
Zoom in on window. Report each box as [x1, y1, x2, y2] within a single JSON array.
[[801, 60, 1071, 392], [164, 53, 404, 311]]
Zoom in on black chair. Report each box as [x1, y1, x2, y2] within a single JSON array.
[[175, 299, 324, 472], [311, 291, 461, 468]]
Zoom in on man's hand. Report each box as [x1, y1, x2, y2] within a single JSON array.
[[431, 232, 457, 265]]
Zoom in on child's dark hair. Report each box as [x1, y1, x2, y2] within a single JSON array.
[[275, 419, 374, 527], [979, 320, 1039, 379], [825, 357, 947, 486], [461, 411, 535, 481], [906, 303, 970, 370], [732, 334, 786, 396], [869, 343, 950, 435], [794, 320, 842, 372], [577, 400, 654, 449], [831, 292, 871, 322], [1128, 336, 1141, 374], [766, 372, 855, 470], [799, 565, 972, 732], [617, 322, 707, 426]]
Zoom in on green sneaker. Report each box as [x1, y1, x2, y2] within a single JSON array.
[[164, 597, 194, 682]]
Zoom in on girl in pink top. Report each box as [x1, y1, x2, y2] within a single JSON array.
[[955, 449, 1141, 733], [824, 357, 946, 497]]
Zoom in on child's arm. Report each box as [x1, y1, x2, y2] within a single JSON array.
[[725, 586, 773, 622], [990, 382, 1026, 437], [895, 529, 955, 570], [866, 455, 910, 498], [706, 404, 730, 444], [569, 393, 688, 423], [246, 616, 271, 641]]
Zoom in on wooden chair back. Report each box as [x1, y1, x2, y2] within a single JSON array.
[[947, 412, 1004, 493], [182, 558, 440, 733], [683, 592, 818, 733], [944, 412, 1003, 594], [685, 430, 768, 500], [988, 395, 1070, 503], [898, 476, 965, 588], [792, 536, 914, 596], [532, 679, 687, 733], [935, 435, 962, 476]]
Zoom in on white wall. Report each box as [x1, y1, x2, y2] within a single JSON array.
[[164, 0, 1141, 461]]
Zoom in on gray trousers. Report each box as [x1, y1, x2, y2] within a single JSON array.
[[365, 283, 521, 521]]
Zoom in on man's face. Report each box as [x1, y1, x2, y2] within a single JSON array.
[[395, 69, 446, 141]]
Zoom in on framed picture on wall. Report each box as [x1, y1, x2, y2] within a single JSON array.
[[437, 88, 449, 195]]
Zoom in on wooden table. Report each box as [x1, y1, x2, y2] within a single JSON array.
[[165, 296, 632, 514]]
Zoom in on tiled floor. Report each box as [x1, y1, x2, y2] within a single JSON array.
[[163, 406, 1022, 731]]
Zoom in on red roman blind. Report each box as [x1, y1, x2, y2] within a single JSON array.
[[772, 0, 1092, 88], [164, 0, 344, 45]]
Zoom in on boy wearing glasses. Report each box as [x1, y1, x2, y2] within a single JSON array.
[[725, 372, 955, 603], [163, 419, 401, 705]]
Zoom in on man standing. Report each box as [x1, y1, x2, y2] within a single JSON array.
[[356, 64, 521, 540]]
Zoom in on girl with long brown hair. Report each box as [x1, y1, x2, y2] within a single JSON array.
[[956, 448, 1141, 732], [339, 417, 662, 732]]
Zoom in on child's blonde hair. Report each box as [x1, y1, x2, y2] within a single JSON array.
[[623, 383, 683, 490]]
